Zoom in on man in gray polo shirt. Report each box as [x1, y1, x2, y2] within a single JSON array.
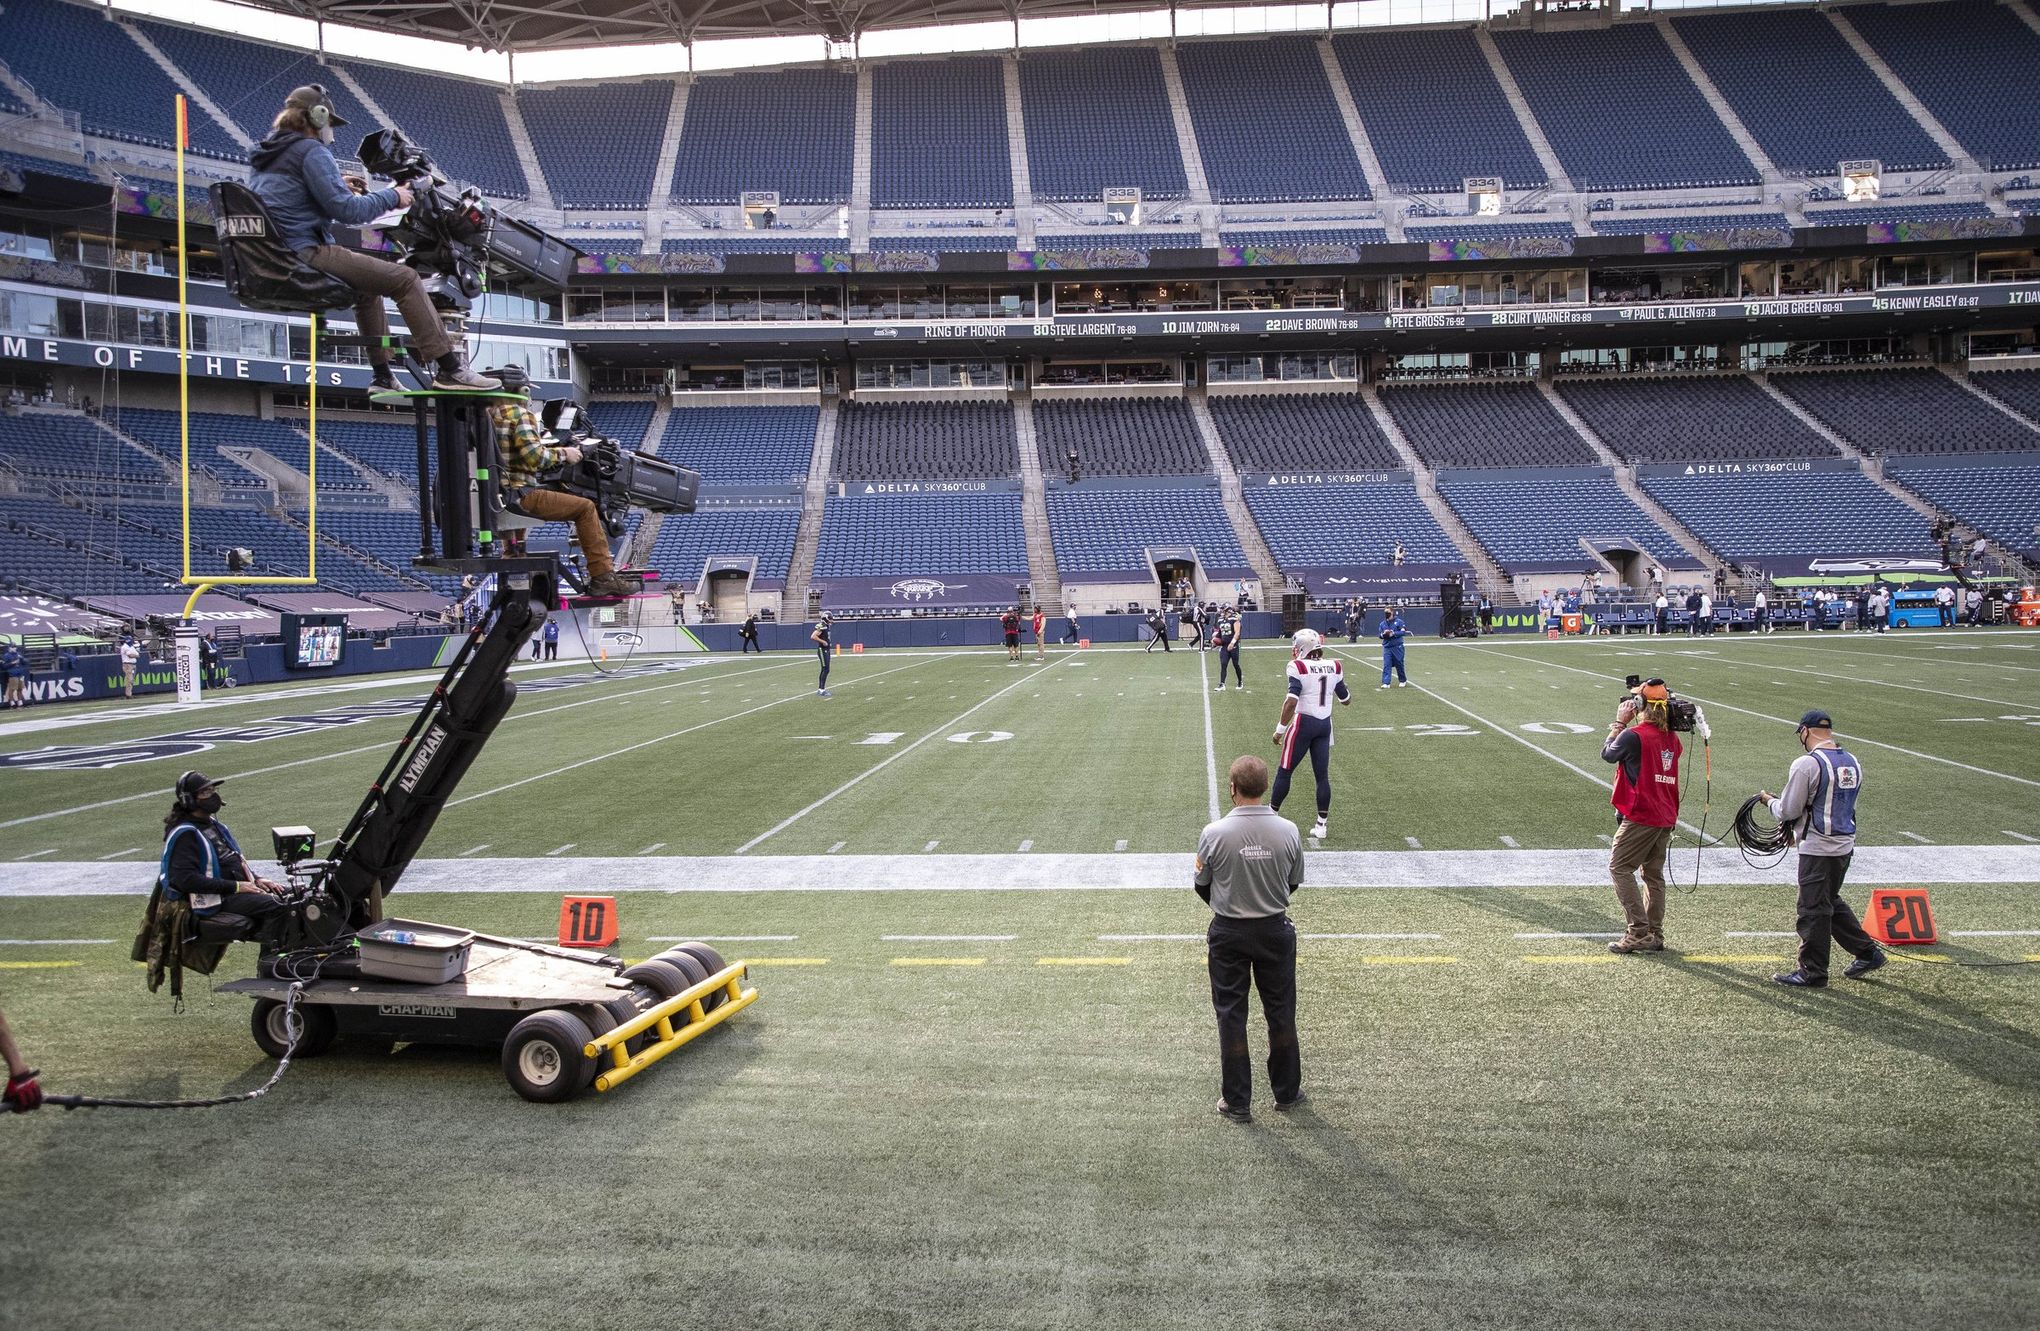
[[1195, 754, 1306, 1123]]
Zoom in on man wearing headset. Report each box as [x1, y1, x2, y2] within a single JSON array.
[[1601, 679, 1683, 954], [249, 85, 498, 393], [1759, 710, 1884, 988], [159, 771, 291, 934]]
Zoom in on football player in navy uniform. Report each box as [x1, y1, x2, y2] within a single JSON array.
[[1212, 607, 1245, 691], [810, 613, 833, 698], [1271, 629, 1350, 841]]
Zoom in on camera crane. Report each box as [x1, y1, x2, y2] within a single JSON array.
[[191, 160, 751, 1103]]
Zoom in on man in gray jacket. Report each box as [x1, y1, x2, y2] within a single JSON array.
[[1760, 709, 1885, 988], [1195, 754, 1306, 1123]]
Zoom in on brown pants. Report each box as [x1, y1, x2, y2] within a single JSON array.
[[304, 245, 452, 364], [1609, 819, 1675, 941], [515, 489, 613, 579]]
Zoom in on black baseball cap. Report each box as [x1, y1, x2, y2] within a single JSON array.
[[1797, 710, 1833, 731], [175, 770, 223, 802]]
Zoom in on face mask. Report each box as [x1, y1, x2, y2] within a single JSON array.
[[197, 791, 223, 816], [316, 125, 334, 146]]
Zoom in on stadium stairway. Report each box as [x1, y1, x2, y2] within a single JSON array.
[[1313, 37, 1398, 237], [1824, 7, 1979, 171], [278, 421, 406, 505], [1652, 16, 1777, 181], [87, 413, 225, 501], [1748, 375, 1949, 534], [781, 401, 838, 621], [1472, 27, 1573, 192], [1153, 45, 1216, 235], [645, 77, 691, 233], [850, 64, 873, 251], [498, 88, 557, 210], [1011, 395, 1063, 614], [1534, 380, 1724, 574], [1184, 389, 1283, 592], [1002, 56, 1035, 245], [1357, 386, 1513, 600]]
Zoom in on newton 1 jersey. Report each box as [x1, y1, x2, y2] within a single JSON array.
[[1287, 658, 1349, 720]]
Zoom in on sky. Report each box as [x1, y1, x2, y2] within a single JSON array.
[[103, 0, 1779, 84]]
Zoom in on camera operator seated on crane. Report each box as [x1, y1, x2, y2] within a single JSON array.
[[490, 370, 637, 599], [160, 772, 293, 938], [248, 85, 498, 393]]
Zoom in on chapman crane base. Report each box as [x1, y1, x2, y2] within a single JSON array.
[[219, 930, 756, 1103]]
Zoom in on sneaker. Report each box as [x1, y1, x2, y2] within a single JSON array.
[[1274, 1091, 1308, 1112], [1771, 970, 1827, 988], [1397, 681, 1410, 688], [1213, 684, 1225, 692], [1843, 948, 1887, 980], [1310, 819, 1328, 840], [1379, 683, 1391, 690], [431, 363, 502, 392], [1214, 1098, 1252, 1124], [369, 369, 400, 393], [817, 689, 831, 699]]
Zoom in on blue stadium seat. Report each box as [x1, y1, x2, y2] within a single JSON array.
[[648, 505, 802, 584], [517, 81, 673, 208], [833, 402, 1017, 480], [1438, 473, 1689, 569], [1330, 29, 1546, 192], [1555, 377, 1837, 463], [308, 418, 420, 483], [871, 58, 1012, 208], [1671, 9, 1946, 175], [1640, 468, 1933, 562], [1771, 369, 2040, 455], [1244, 481, 1455, 569], [113, 408, 310, 491], [868, 234, 1017, 252], [0, 148, 99, 184], [1888, 459, 2040, 558], [336, 61, 529, 198], [1175, 37, 1370, 203], [1404, 220, 1576, 242], [669, 68, 856, 206], [1971, 369, 2040, 425], [2, 0, 242, 158], [657, 405, 817, 488], [661, 234, 826, 255], [1217, 227, 1387, 248], [1018, 48, 1188, 201], [1842, 0, 2040, 172], [124, 18, 375, 151], [1591, 211, 1788, 235], [1048, 485, 1246, 575], [814, 492, 1027, 578], [1034, 231, 1202, 249], [1381, 383, 1598, 468], [1491, 25, 1760, 190], [1034, 398, 1210, 477], [1209, 392, 1401, 472], [0, 412, 166, 485], [1801, 203, 1995, 226]]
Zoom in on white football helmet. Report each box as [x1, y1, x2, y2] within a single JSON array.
[[1291, 628, 1324, 659]]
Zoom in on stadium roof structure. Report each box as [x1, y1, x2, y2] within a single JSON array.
[[231, 0, 1244, 49]]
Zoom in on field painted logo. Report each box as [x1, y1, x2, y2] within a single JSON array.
[[0, 659, 709, 771]]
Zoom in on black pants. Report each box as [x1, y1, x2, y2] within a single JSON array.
[[1147, 626, 1171, 652], [1796, 852, 1874, 981], [816, 646, 831, 689], [1218, 644, 1242, 686], [1208, 913, 1301, 1110], [741, 635, 761, 653], [544, 642, 558, 660]]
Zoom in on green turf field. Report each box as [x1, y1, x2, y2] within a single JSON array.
[[1, 630, 2036, 1329]]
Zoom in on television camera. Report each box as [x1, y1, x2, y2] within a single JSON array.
[[356, 128, 578, 312], [1624, 674, 1701, 734], [534, 397, 698, 539]]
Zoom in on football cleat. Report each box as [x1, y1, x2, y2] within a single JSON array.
[[1310, 819, 1328, 840]]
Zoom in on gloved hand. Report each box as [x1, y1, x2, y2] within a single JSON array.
[[4, 1069, 42, 1112]]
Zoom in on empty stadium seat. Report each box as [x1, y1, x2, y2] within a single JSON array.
[[868, 234, 1018, 252], [1034, 231, 1202, 250], [647, 505, 802, 584], [1382, 383, 1599, 468], [1330, 28, 1546, 192], [2, 0, 242, 158], [1590, 212, 1788, 236], [1244, 481, 1455, 571], [1771, 369, 2040, 455], [1217, 228, 1388, 248], [1800, 203, 1996, 226], [517, 80, 674, 208], [814, 492, 1027, 578], [1404, 220, 1576, 242], [669, 68, 855, 205], [1175, 37, 1370, 203], [336, 61, 529, 198], [871, 58, 1012, 209], [1555, 377, 1837, 463], [1640, 468, 1933, 562], [1842, 0, 2040, 172], [113, 408, 311, 490], [657, 405, 817, 488], [1048, 485, 1246, 575], [1018, 48, 1188, 201], [1209, 392, 1402, 473], [1034, 398, 1210, 477], [1887, 459, 2040, 558], [0, 412, 167, 485], [1438, 472, 1690, 570], [126, 17, 373, 150], [833, 402, 1017, 481], [1971, 369, 2040, 425]]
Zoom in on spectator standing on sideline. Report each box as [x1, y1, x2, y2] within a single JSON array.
[[1934, 584, 1955, 627], [1343, 600, 1361, 644], [739, 614, 762, 654], [1653, 589, 1669, 636], [1032, 605, 1047, 662], [1001, 607, 1022, 664], [1965, 586, 1984, 626], [1537, 590, 1554, 634], [118, 632, 141, 699], [1478, 594, 1493, 633], [542, 617, 560, 660], [2, 640, 27, 709], [1753, 588, 1770, 634], [1062, 610, 1082, 645], [1378, 605, 1409, 689], [1698, 589, 1713, 636], [1762, 710, 1883, 988], [1684, 589, 1702, 637], [1868, 585, 1889, 634], [1196, 754, 1307, 1123]]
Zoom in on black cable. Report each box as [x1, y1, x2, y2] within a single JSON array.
[[1730, 792, 1792, 870], [42, 980, 308, 1111]]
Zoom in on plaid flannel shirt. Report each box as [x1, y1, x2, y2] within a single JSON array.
[[491, 401, 563, 492]]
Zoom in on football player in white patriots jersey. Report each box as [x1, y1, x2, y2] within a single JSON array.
[[1271, 629, 1349, 840]]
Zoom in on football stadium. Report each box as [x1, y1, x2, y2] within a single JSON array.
[[1, 0, 2037, 1324]]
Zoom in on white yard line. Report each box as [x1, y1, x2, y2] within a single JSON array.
[[648, 934, 799, 941], [1674, 648, 2016, 708], [637, 843, 666, 855], [883, 934, 1017, 942], [1515, 931, 1622, 939], [1770, 639, 2040, 675], [6, 844, 2034, 895], [450, 655, 940, 813], [734, 655, 1075, 854], [1724, 931, 1797, 938], [1949, 929, 2040, 937], [1899, 831, 1934, 844], [0, 938, 113, 945], [1471, 645, 2040, 793], [1198, 650, 1221, 821], [1099, 933, 1203, 941], [1302, 932, 1446, 940], [94, 847, 143, 860], [2004, 831, 2038, 844]]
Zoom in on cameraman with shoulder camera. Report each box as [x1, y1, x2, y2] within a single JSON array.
[[489, 371, 635, 599], [249, 85, 496, 392], [1601, 678, 1683, 953]]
